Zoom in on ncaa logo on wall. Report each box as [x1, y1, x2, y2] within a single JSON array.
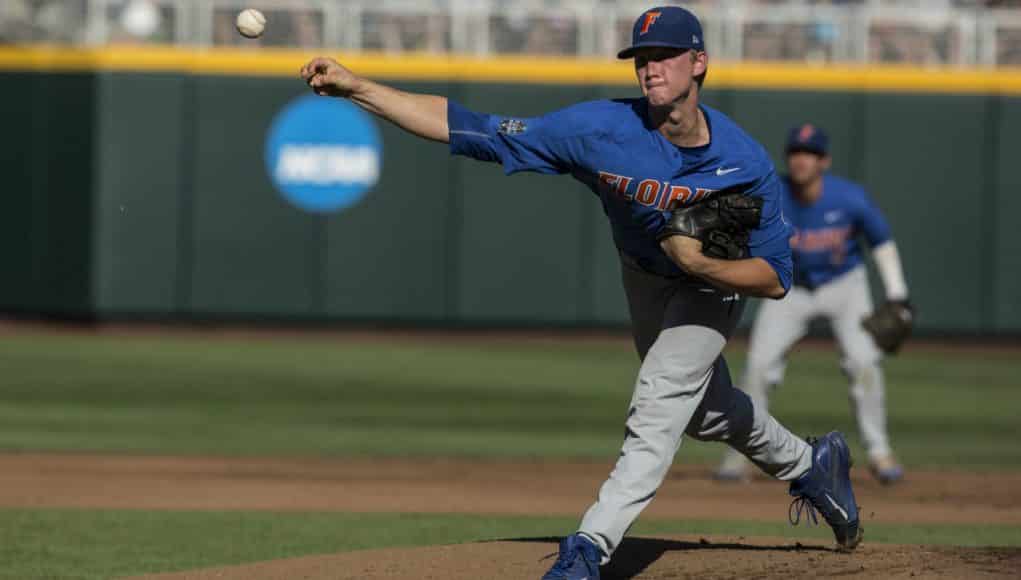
[[265, 95, 382, 213]]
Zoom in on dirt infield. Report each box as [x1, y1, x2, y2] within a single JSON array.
[[129, 537, 1021, 580], [4, 454, 1020, 525], [4, 318, 1020, 356], [3, 453, 1020, 579]]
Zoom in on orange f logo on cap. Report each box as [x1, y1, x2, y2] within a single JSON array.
[[798, 124, 816, 142], [639, 11, 662, 35]]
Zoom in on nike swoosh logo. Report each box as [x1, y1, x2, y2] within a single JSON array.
[[716, 167, 740, 176], [824, 493, 849, 521]]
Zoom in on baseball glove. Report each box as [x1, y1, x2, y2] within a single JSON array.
[[702, 229, 750, 260], [862, 300, 915, 354], [657, 192, 763, 260]]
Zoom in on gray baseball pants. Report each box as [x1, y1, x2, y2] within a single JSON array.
[[577, 254, 813, 561], [719, 265, 891, 477]]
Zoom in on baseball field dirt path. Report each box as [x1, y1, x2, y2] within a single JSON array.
[[128, 537, 1020, 580], [3, 453, 1019, 579]]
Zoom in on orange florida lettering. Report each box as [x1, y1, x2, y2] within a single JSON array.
[[598, 171, 634, 201], [690, 188, 713, 203], [659, 186, 692, 210], [790, 226, 852, 252], [635, 179, 662, 206], [598, 170, 715, 209]]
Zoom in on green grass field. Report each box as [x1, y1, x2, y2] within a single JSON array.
[[1, 329, 1019, 579], [1, 331, 1018, 465]]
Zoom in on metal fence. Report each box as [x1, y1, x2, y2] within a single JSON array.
[[3, 0, 1021, 66]]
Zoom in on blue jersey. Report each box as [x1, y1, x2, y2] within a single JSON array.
[[780, 174, 892, 289], [448, 98, 794, 292]]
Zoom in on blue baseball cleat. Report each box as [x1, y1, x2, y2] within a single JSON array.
[[788, 431, 864, 551], [541, 533, 602, 580]]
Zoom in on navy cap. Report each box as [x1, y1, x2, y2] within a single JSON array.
[[786, 123, 829, 156], [618, 6, 705, 59]]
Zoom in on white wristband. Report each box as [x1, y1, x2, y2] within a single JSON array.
[[873, 241, 908, 301]]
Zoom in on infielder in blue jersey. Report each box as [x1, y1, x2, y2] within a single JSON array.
[[302, 7, 862, 579], [716, 124, 912, 485]]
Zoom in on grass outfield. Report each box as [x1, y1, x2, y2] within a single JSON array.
[[1, 330, 1019, 579], [0, 330, 1017, 466], [3, 509, 1020, 580]]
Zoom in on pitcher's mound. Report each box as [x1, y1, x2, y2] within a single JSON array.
[[131, 535, 1020, 579]]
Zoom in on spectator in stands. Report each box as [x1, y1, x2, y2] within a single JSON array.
[[523, 15, 577, 55], [366, 13, 448, 53], [869, 21, 958, 65], [109, 0, 173, 45], [998, 28, 1021, 63], [5, 0, 87, 44], [743, 22, 834, 62], [491, 12, 578, 55], [0, 0, 33, 43]]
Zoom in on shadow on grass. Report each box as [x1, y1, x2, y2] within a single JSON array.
[[502, 536, 830, 580]]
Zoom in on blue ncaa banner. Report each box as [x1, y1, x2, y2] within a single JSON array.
[[265, 95, 382, 213]]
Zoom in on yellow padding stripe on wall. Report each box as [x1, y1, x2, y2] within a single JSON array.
[[3, 44, 1021, 96]]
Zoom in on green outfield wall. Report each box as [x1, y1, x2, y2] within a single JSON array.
[[1, 48, 1019, 333]]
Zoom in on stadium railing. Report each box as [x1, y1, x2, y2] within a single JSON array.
[[2, 0, 1021, 66]]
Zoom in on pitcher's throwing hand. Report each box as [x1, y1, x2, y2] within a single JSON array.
[[300, 57, 360, 98]]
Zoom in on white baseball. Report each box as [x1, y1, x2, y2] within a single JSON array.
[[235, 8, 266, 39]]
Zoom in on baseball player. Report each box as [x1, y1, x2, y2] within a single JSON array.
[[716, 124, 913, 485], [301, 7, 862, 579]]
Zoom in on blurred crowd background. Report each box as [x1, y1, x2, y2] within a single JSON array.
[[2, 0, 1021, 67]]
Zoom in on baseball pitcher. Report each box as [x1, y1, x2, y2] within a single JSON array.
[[301, 7, 863, 579], [716, 124, 913, 485]]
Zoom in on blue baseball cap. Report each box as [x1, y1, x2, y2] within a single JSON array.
[[618, 6, 705, 59], [786, 123, 829, 156]]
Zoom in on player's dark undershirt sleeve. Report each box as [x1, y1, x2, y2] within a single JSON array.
[[447, 100, 591, 175], [747, 177, 794, 294]]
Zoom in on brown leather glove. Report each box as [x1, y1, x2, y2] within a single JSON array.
[[862, 300, 915, 354]]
